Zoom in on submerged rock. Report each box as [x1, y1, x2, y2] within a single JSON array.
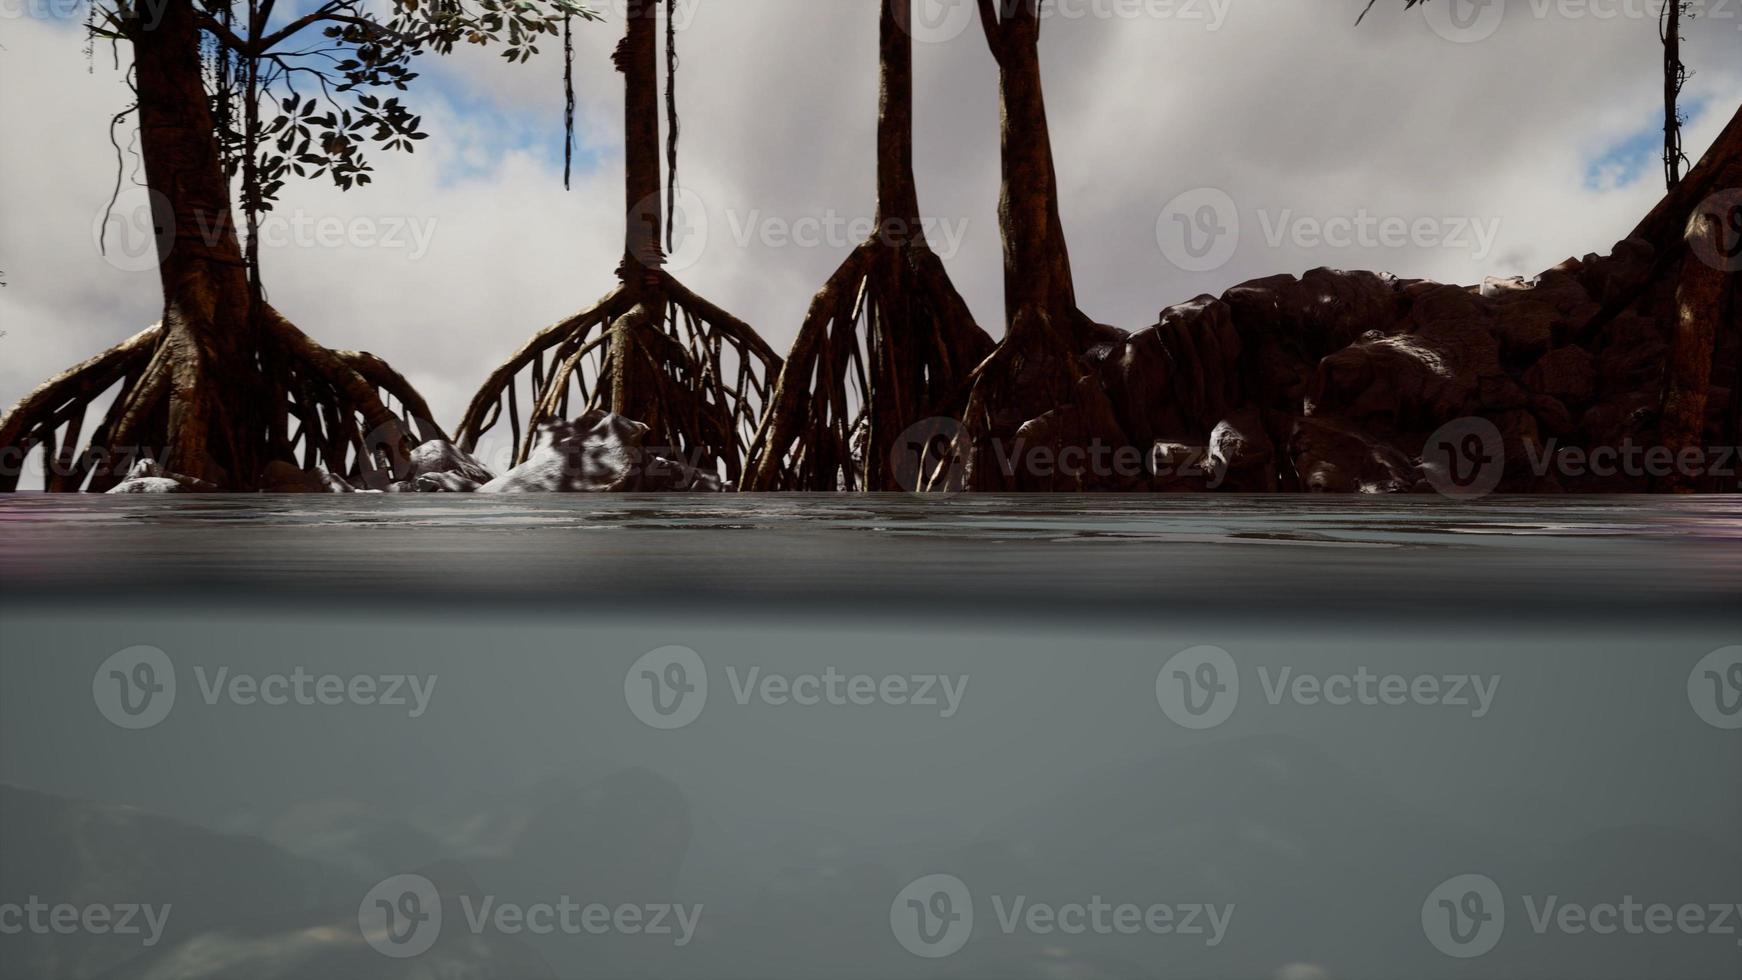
[[478, 411, 727, 493]]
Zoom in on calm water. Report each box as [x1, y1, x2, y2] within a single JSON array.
[[1, 496, 1738, 979]]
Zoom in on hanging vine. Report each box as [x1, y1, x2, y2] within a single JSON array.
[[1660, 0, 1692, 189], [563, 11, 576, 189], [664, 0, 679, 252]]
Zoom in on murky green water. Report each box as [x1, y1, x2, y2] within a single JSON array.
[[1, 496, 1738, 979]]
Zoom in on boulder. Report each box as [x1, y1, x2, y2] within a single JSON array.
[[1529, 394, 1576, 439], [1148, 442, 1216, 492], [407, 439, 495, 485], [1098, 296, 1243, 449], [1287, 417, 1419, 493], [415, 471, 484, 493], [1489, 300, 1558, 362], [1208, 407, 1277, 492], [1593, 313, 1669, 397], [1575, 237, 1656, 308], [1524, 345, 1597, 404], [477, 411, 726, 493], [1306, 317, 1501, 429], [105, 476, 187, 494], [103, 459, 216, 494]]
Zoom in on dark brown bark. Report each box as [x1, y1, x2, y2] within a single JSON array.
[[620, 0, 664, 275], [877, 0, 921, 227], [978, 0, 1095, 342], [129, 0, 259, 486]]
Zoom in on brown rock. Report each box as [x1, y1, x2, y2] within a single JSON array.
[[1208, 408, 1277, 492], [1490, 301, 1557, 362], [1524, 346, 1597, 404], [1098, 296, 1242, 449], [1287, 417, 1418, 493]]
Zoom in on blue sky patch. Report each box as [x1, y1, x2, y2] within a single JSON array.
[[1585, 96, 1711, 191]]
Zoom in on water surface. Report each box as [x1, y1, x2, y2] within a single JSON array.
[[1, 496, 1737, 979]]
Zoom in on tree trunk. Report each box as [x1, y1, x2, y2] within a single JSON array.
[[947, 0, 1128, 491], [121, 0, 262, 487], [740, 0, 993, 491], [606, 0, 672, 442], [986, 0, 1084, 343], [877, 0, 921, 229], [620, 0, 664, 275]]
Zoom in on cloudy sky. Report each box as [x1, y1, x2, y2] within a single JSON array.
[[3, 0, 1739, 431]]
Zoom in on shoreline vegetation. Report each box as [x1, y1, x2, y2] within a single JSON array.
[[1, 1, 1738, 495]]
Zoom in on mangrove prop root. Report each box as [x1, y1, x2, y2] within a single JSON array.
[[0, 310, 432, 491], [743, 240, 993, 491], [455, 271, 781, 483]]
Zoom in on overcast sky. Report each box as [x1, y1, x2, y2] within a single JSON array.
[[3, 0, 1739, 430]]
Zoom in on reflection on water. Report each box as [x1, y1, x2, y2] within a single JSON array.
[[0, 497, 1738, 979]]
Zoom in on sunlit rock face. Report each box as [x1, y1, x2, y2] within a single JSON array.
[[478, 412, 726, 493]]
